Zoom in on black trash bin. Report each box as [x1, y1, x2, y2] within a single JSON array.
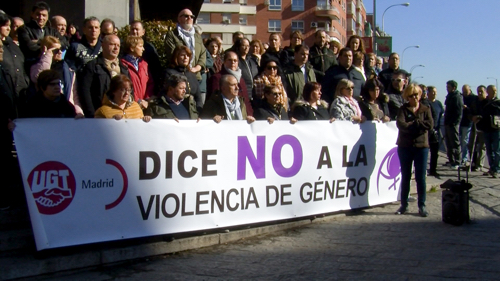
[[440, 169, 473, 226]]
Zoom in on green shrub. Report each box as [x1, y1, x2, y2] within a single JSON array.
[[118, 20, 176, 68]]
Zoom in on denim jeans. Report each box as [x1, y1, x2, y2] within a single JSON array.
[[398, 147, 429, 209], [460, 125, 472, 163], [484, 130, 500, 173]]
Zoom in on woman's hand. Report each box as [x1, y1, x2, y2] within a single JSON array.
[[382, 116, 391, 123], [7, 119, 15, 132], [329, 117, 336, 123], [290, 117, 298, 124], [190, 65, 202, 73], [75, 113, 85, 119], [213, 115, 223, 123], [139, 99, 148, 109], [246, 116, 256, 124], [113, 114, 124, 120], [142, 116, 152, 123], [267, 117, 275, 124]]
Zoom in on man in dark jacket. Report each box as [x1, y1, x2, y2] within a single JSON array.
[[444, 80, 464, 169], [78, 34, 129, 117], [145, 74, 198, 120], [17, 1, 65, 64], [378, 52, 409, 90], [65, 17, 102, 71], [386, 69, 408, 120], [321, 47, 351, 104], [283, 45, 316, 104], [309, 30, 337, 83]]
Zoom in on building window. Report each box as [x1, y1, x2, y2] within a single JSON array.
[[268, 20, 281, 32], [317, 0, 327, 8], [222, 33, 233, 45], [239, 0, 248, 5], [268, 0, 281, 10], [196, 13, 210, 24], [223, 0, 232, 3], [292, 0, 304, 11], [222, 13, 231, 24], [239, 15, 247, 25], [291, 20, 304, 32]]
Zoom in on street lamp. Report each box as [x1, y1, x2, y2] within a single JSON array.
[[381, 3, 410, 35], [487, 77, 498, 89], [401, 45, 419, 69], [410, 64, 425, 76], [413, 76, 424, 80]]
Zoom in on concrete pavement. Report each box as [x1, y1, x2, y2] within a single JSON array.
[[10, 152, 500, 280]]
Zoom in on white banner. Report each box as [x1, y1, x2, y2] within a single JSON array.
[[13, 119, 402, 250]]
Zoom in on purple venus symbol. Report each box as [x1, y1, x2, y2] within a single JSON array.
[[376, 147, 401, 194]]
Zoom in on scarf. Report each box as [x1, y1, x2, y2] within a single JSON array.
[[345, 96, 362, 117], [222, 95, 243, 120], [225, 66, 242, 82], [260, 74, 288, 110], [123, 54, 139, 71], [177, 24, 195, 65]]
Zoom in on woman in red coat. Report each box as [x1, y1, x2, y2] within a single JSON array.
[[120, 36, 154, 109]]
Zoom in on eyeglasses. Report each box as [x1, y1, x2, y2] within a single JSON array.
[[409, 94, 419, 99], [266, 66, 278, 70], [48, 81, 62, 87], [181, 14, 195, 19], [120, 88, 133, 93], [392, 78, 405, 82], [51, 47, 64, 54]]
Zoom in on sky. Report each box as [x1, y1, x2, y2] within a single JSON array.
[[363, 0, 499, 101]]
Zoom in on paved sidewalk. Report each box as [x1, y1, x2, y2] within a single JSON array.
[[25, 153, 500, 280]]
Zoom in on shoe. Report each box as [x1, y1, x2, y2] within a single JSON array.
[[395, 206, 407, 215], [408, 196, 417, 202], [418, 207, 428, 217], [492, 172, 498, 178], [442, 162, 450, 167], [483, 171, 492, 176], [451, 165, 459, 170], [471, 167, 477, 172]]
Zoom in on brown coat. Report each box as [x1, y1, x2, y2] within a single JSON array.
[[396, 103, 433, 148]]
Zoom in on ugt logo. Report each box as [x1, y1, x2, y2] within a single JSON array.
[[376, 147, 401, 194], [27, 161, 76, 215]]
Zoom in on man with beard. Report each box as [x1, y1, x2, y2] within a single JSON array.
[[165, 9, 206, 82], [309, 30, 336, 83], [65, 17, 102, 71]]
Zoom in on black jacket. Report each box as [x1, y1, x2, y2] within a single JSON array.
[[77, 55, 130, 117], [321, 64, 350, 104], [0, 37, 29, 97], [444, 90, 463, 126], [254, 99, 289, 121], [477, 98, 500, 132], [65, 36, 102, 71], [291, 100, 330, 120], [239, 56, 258, 97], [25, 92, 76, 118], [308, 44, 337, 83], [165, 66, 201, 110], [17, 20, 66, 62]]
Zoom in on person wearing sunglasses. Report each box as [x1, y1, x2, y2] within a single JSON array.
[[292, 82, 332, 121], [254, 85, 296, 124], [164, 9, 206, 83], [253, 57, 288, 112], [395, 83, 433, 217], [25, 70, 81, 118], [386, 69, 409, 120], [330, 78, 365, 123], [30, 35, 83, 115]]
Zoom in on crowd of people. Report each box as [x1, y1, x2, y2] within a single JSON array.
[[0, 3, 499, 215]]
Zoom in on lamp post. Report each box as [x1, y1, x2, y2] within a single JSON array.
[[413, 76, 424, 80], [487, 77, 498, 89], [401, 45, 419, 69], [410, 64, 425, 76], [381, 3, 410, 35]]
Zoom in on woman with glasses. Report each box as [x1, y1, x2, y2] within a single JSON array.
[[254, 85, 296, 123], [253, 57, 288, 111], [292, 82, 332, 121], [30, 35, 83, 115], [94, 74, 151, 122], [330, 78, 366, 123], [25, 70, 81, 118], [395, 83, 433, 217]]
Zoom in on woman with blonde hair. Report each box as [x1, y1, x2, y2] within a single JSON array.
[[249, 39, 265, 66], [329, 78, 365, 123], [395, 83, 433, 216], [30, 35, 83, 115]]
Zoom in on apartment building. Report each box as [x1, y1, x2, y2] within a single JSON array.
[[198, 0, 366, 49]]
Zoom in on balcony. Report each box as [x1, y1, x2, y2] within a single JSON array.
[[315, 4, 340, 20]]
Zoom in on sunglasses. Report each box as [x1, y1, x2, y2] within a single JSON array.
[[51, 48, 64, 54], [409, 94, 419, 99], [48, 81, 62, 87], [392, 78, 405, 82], [266, 66, 278, 70], [181, 14, 195, 19]]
